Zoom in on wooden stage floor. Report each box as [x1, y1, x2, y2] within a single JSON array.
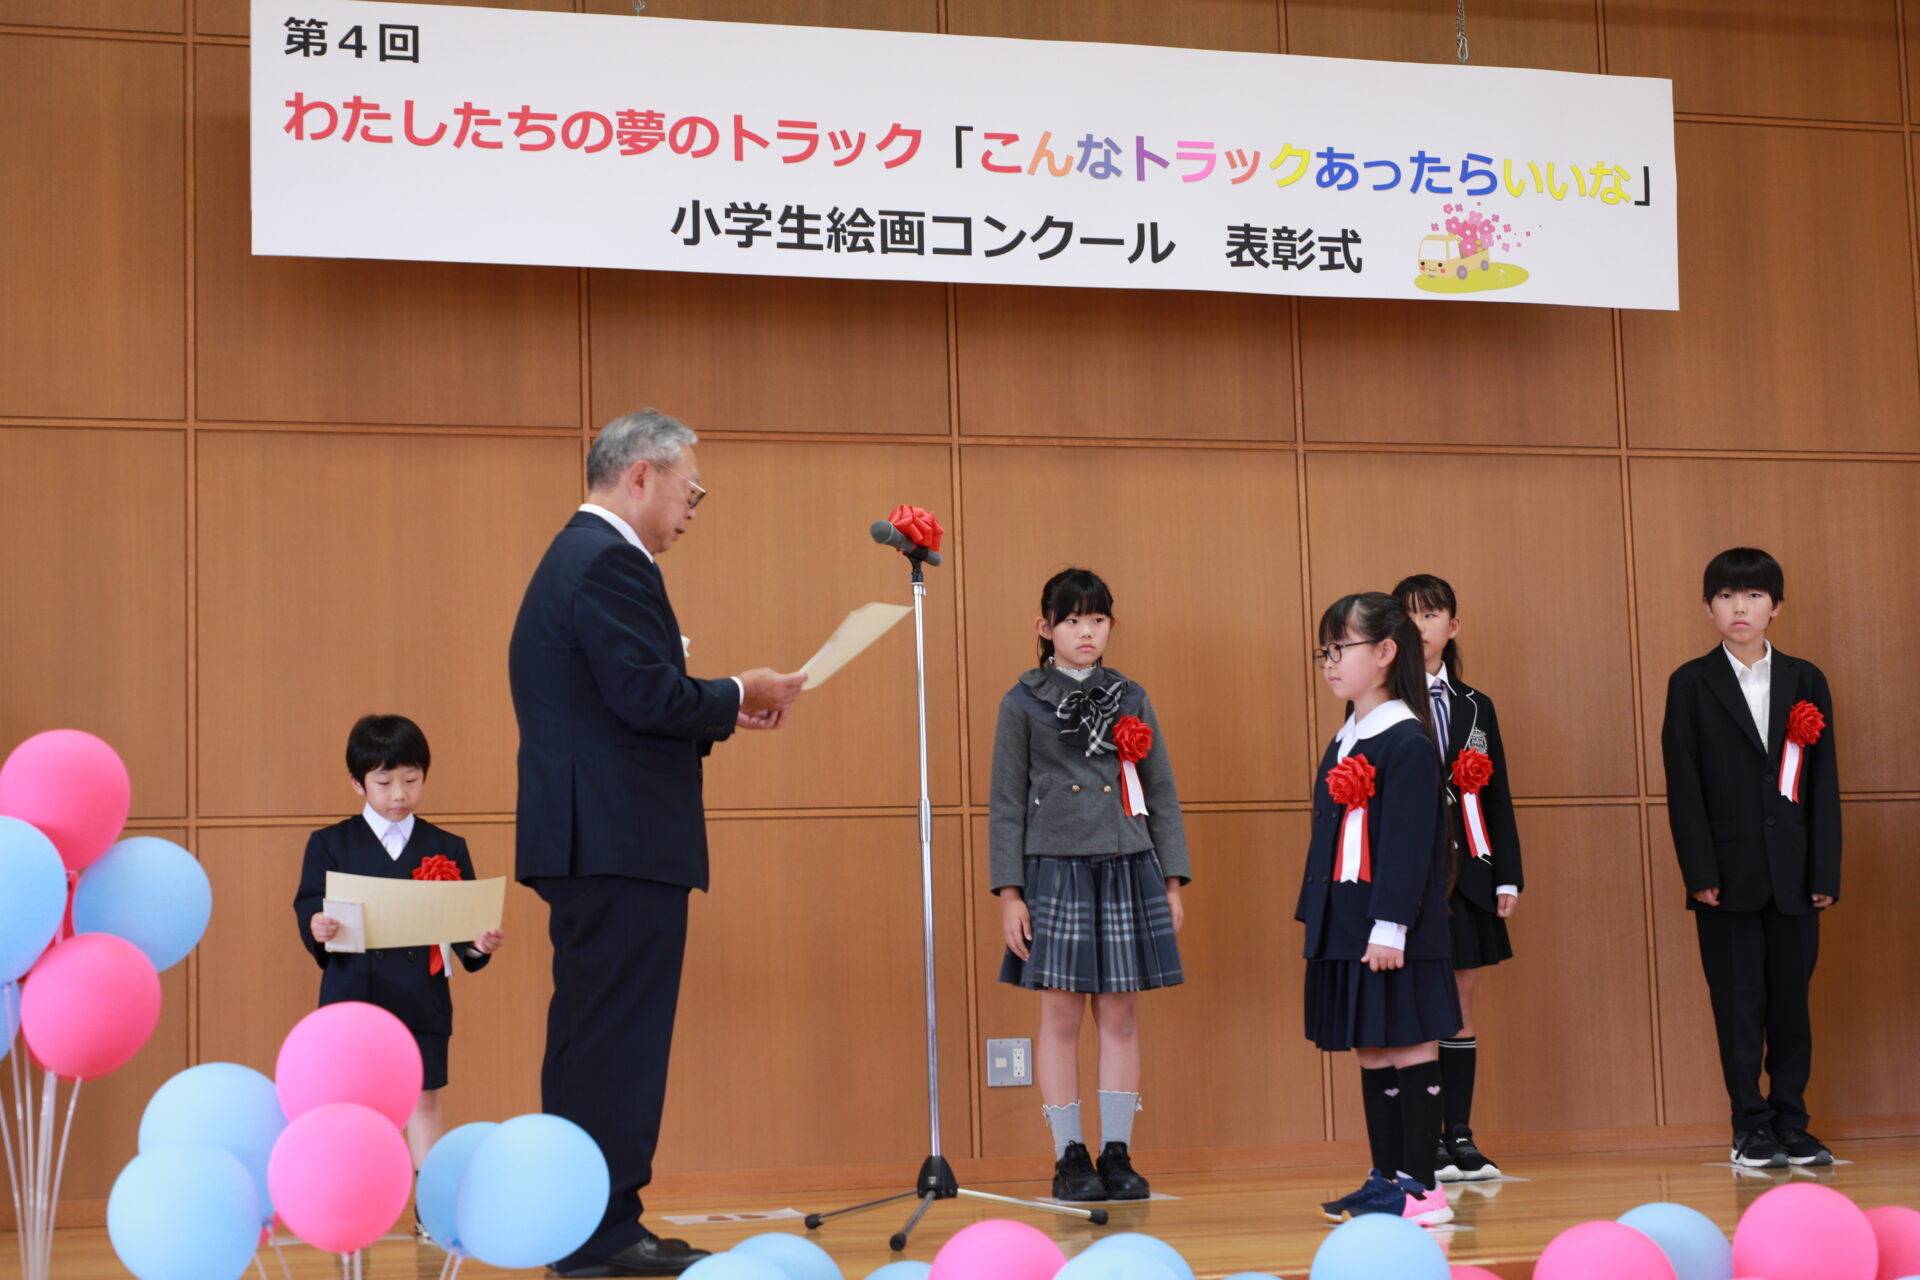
[[11, 1137, 1919, 1279]]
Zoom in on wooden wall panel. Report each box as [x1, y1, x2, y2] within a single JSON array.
[[955, 288, 1292, 442], [197, 0, 571, 38], [0, 0, 180, 33], [193, 47, 581, 428], [960, 447, 1310, 805], [656, 816, 972, 1172], [1298, 300, 1617, 447], [1286, 0, 1598, 72], [661, 440, 964, 809], [976, 812, 1322, 1159], [1622, 125, 1920, 453], [582, 0, 938, 30], [946, 0, 1280, 52], [0, 429, 187, 818], [195, 431, 580, 817], [589, 274, 950, 438], [1606, 0, 1900, 123], [442, 824, 550, 1127], [1647, 808, 1737, 1126], [0, 36, 183, 422], [51, 828, 192, 1205], [1630, 457, 1920, 796], [1304, 452, 1639, 798]]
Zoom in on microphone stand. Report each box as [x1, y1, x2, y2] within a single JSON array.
[[803, 547, 1108, 1252]]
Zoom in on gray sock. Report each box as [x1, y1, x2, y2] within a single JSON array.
[[1041, 1102, 1083, 1158], [1098, 1090, 1141, 1149]]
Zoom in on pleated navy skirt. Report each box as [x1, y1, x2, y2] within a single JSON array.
[[1304, 957, 1462, 1051]]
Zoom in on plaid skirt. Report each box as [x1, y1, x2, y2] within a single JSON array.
[[998, 850, 1184, 994]]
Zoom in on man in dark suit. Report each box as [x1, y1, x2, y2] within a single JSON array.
[[509, 409, 805, 1277], [1662, 547, 1841, 1172]]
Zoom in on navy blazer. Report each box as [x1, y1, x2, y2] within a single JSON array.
[[1434, 675, 1525, 911], [1661, 646, 1841, 914], [508, 511, 740, 890], [292, 816, 490, 1036], [1296, 713, 1450, 962]]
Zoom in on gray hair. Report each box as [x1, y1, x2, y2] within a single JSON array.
[[586, 409, 698, 490]]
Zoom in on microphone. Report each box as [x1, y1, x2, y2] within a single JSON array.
[[870, 519, 942, 566]]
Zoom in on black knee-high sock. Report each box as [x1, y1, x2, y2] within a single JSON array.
[[1359, 1067, 1402, 1177], [1396, 1060, 1446, 1189], [1439, 1037, 1477, 1134]]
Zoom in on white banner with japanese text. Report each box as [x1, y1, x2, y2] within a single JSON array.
[[252, 0, 1678, 309]]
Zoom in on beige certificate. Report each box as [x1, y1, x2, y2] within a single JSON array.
[[800, 602, 913, 690], [324, 871, 506, 949]]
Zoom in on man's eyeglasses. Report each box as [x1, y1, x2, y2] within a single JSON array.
[[662, 466, 707, 510]]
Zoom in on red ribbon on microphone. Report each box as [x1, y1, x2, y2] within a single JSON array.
[[1450, 748, 1496, 864], [888, 505, 945, 553], [1327, 754, 1377, 883], [1778, 700, 1825, 802]]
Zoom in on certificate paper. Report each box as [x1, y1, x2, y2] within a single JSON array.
[[800, 603, 912, 690], [324, 872, 506, 949]]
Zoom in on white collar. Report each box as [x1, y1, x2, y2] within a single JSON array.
[[1426, 663, 1453, 693], [361, 803, 416, 853], [578, 503, 655, 564], [1722, 640, 1773, 677], [1054, 664, 1098, 683], [1335, 699, 1420, 758]]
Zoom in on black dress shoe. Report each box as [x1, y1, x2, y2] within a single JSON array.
[[1096, 1141, 1150, 1200], [1052, 1141, 1108, 1201], [548, 1235, 713, 1277]]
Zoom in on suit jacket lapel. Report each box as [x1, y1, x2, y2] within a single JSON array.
[[1446, 686, 1474, 761], [1766, 653, 1796, 761], [1700, 648, 1766, 755]]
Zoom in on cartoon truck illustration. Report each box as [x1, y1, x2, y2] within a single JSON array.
[[1418, 233, 1490, 279]]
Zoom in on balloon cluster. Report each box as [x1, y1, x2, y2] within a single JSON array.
[[666, 1225, 1242, 1280], [0, 730, 212, 1280]]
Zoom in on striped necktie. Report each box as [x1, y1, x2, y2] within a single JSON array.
[[1429, 684, 1451, 756]]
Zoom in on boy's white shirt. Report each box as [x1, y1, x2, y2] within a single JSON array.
[[357, 803, 474, 966], [1331, 700, 1419, 952]]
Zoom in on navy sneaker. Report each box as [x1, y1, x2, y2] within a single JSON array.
[[1775, 1128, 1833, 1167], [1320, 1169, 1395, 1223], [1731, 1129, 1789, 1169], [1326, 1171, 1410, 1222]]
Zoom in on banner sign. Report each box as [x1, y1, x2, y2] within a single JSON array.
[[252, 0, 1678, 309]]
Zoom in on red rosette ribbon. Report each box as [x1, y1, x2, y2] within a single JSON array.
[[1326, 754, 1376, 883], [1451, 748, 1496, 864], [1778, 700, 1825, 802], [411, 854, 462, 973], [1113, 715, 1153, 816], [887, 505, 945, 553]]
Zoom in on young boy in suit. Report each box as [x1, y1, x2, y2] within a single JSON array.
[[1661, 548, 1840, 1169], [295, 715, 505, 1182]]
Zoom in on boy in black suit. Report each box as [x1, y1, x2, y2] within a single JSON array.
[[1661, 548, 1840, 1170], [295, 715, 505, 1181]]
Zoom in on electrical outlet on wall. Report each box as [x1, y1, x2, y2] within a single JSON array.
[[986, 1037, 1032, 1087]]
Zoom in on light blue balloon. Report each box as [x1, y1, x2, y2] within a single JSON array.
[[415, 1122, 498, 1252], [456, 1113, 611, 1269], [1309, 1213, 1449, 1280], [683, 1257, 788, 1280], [1618, 1201, 1733, 1280], [108, 1145, 261, 1280], [1057, 1249, 1179, 1280], [73, 837, 211, 973], [137, 1062, 285, 1227], [0, 816, 67, 983], [1087, 1232, 1196, 1280], [732, 1232, 844, 1280], [862, 1264, 933, 1280]]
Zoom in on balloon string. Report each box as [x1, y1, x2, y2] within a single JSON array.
[[274, 1241, 294, 1280], [0, 987, 25, 1270], [11, 1024, 33, 1280], [45, 1074, 79, 1248], [32, 1067, 56, 1279], [254, 1251, 271, 1280]]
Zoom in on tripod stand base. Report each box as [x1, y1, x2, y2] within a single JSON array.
[[804, 1155, 1109, 1252]]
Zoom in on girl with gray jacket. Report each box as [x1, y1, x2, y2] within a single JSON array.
[[990, 568, 1191, 1203]]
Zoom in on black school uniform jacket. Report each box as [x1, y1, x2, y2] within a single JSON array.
[[1661, 646, 1841, 915], [293, 816, 491, 1036], [1434, 671, 1525, 912], [1295, 703, 1451, 962]]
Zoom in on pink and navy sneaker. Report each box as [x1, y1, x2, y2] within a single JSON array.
[[1396, 1176, 1454, 1226]]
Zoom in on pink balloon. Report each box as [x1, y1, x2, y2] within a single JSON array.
[[20, 933, 160, 1079], [275, 1002, 421, 1127], [1734, 1183, 1877, 1280], [1535, 1221, 1678, 1280], [0, 730, 130, 872], [267, 1102, 411, 1253], [929, 1219, 1065, 1280], [1867, 1205, 1920, 1280], [1451, 1269, 1505, 1279]]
